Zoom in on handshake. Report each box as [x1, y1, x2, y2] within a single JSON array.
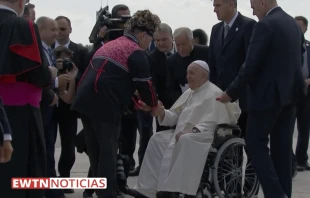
[[138, 100, 165, 118]]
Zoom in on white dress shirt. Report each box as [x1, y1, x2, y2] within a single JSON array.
[[266, 6, 279, 16], [0, 5, 17, 15], [54, 40, 71, 49], [224, 11, 239, 28]]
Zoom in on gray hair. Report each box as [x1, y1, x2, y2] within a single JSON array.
[[173, 27, 193, 40], [156, 23, 173, 35], [36, 16, 54, 29]]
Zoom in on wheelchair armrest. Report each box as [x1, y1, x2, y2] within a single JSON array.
[[216, 124, 241, 131], [213, 124, 241, 141]]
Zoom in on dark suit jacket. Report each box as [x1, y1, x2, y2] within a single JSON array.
[[226, 7, 306, 111], [149, 48, 171, 108], [208, 12, 256, 111], [305, 40, 310, 94], [166, 45, 209, 106], [40, 52, 56, 126]]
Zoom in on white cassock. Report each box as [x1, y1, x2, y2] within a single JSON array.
[[134, 81, 241, 198]]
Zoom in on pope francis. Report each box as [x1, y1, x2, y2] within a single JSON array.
[[130, 60, 241, 198]]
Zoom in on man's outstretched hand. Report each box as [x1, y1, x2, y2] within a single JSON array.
[[216, 92, 232, 103], [151, 101, 165, 117], [0, 141, 13, 163]]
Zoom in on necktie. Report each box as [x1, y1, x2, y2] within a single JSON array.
[[166, 52, 172, 58], [47, 47, 56, 66], [224, 25, 230, 39]]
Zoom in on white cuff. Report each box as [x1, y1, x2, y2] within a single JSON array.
[[54, 77, 59, 88], [4, 134, 12, 141], [157, 109, 170, 126]]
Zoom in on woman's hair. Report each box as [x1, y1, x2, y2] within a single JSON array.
[[124, 10, 161, 36], [54, 46, 73, 59]]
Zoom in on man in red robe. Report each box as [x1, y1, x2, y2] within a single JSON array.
[[0, 0, 53, 197]]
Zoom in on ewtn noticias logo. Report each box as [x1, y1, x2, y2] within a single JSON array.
[[11, 178, 107, 189]]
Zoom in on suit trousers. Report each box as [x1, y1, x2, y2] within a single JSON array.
[[246, 105, 296, 198], [81, 115, 121, 198], [295, 94, 310, 165], [42, 107, 65, 198], [136, 110, 153, 166], [119, 111, 138, 174], [57, 109, 78, 177]]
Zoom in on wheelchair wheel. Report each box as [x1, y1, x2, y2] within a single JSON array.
[[212, 138, 259, 198]]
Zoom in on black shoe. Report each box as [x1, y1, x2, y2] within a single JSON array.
[[126, 188, 148, 198], [83, 191, 93, 198], [293, 166, 298, 178], [129, 166, 140, 177], [303, 162, 310, 170], [297, 165, 306, 171], [64, 189, 74, 194], [117, 189, 125, 198]]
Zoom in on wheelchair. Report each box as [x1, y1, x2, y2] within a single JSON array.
[[182, 124, 260, 198]]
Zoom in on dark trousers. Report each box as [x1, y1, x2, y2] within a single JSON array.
[[295, 94, 310, 165], [136, 110, 153, 166], [57, 110, 78, 177], [119, 111, 138, 172], [81, 115, 120, 198], [236, 112, 259, 195], [246, 105, 296, 198], [84, 167, 95, 195], [43, 108, 65, 198]]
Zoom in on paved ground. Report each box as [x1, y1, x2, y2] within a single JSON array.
[[54, 120, 310, 198]]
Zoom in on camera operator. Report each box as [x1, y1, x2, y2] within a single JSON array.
[[71, 10, 160, 198], [86, 4, 130, 63]]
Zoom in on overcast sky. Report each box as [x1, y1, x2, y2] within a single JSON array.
[[31, 0, 310, 45]]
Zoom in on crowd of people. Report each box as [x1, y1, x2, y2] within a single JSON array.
[[0, 0, 310, 198]]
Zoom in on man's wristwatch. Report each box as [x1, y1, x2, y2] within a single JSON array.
[[192, 127, 200, 133]]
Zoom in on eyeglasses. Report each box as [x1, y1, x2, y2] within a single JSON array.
[[59, 28, 67, 31]]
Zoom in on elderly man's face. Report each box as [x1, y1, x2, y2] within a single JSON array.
[[186, 63, 208, 90], [174, 33, 194, 57], [154, 31, 173, 53], [40, 19, 58, 46]]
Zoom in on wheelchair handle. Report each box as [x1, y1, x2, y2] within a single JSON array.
[[213, 124, 242, 143]]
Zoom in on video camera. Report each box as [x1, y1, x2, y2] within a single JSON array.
[[89, 6, 131, 43]]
